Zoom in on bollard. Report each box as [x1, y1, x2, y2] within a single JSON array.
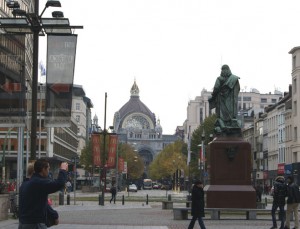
[[122, 195, 124, 205], [59, 192, 64, 205], [265, 197, 267, 206], [67, 194, 70, 205], [99, 195, 104, 206], [146, 194, 148, 205], [168, 194, 171, 201]]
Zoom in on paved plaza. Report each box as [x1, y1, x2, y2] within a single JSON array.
[[0, 191, 290, 229]]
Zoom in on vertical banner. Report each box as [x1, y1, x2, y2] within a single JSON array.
[[45, 35, 77, 127], [118, 157, 124, 173], [107, 135, 118, 168], [199, 147, 202, 162], [91, 134, 101, 167], [0, 34, 26, 127], [123, 161, 128, 174]]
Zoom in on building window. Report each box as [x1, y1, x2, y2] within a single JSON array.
[[244, 96, 251, 101], [294, 101, 297, 116], [76, 115, 80, 122], [294, 126, 297, 141], [293, 78, 297, 94], [76, 103, 80, 111], [293, 55, 296, 69], [261, 98, 267, 103], [271, 99, 277, 103]]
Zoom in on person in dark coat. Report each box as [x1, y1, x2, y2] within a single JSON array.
[[188, 180, 206, 229], [110, 183, 117, 204], [270, 176, 287, 229], [284, 176, 300, 229], [18, 159, 68, 229]]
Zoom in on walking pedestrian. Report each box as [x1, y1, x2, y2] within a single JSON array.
[[110, 183, 117, 204], [284, 176, 300, 229], [18, 159, 68, 229], [188, 180, 206, 229], [270, 176, 287, 229]]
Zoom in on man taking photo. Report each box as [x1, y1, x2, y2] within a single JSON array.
[[18, 159, 68, 229]]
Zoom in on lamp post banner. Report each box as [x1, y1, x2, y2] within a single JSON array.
[[118, 157, 124, 173], [45, 35, 77, 127], [91, 133, 101, 167], [0, 34, 26, 127], [107, 135, 118, 168]]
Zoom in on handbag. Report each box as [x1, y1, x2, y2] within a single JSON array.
[[46, 213, 56, 228], [46, 205, 58, 228]]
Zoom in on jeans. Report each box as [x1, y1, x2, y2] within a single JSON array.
[[110, 193, 116, 203], [18, 223, 47, 229], [188, 216, 206, 229], [286, 203, 299, 229], [271, 203, 285, 228]]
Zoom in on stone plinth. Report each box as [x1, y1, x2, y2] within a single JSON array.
[[205, 137, 256, 208]]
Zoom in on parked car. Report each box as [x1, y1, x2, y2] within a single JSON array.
[[128, 184, 138, 192], [152, 182, 161, 189]]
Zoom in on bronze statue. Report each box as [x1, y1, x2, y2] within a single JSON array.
[[209, 65, 241, 136]]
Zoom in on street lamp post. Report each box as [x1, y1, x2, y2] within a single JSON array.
[[72, 156, 79, 205], [201, 133, 205, 184], [0, 0, 83, 160], [97, 93, 115, 206]]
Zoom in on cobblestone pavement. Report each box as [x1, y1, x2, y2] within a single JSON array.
[[0, 192, 279, 229]]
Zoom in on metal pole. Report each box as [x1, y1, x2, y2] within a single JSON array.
[[2, 128, 12, 183], [202, 139, 204, 183], [17, 127, 24, 192], [116, 142, 119, 191], [74, 157, 77, 205], [38, 84, 42, 158], [30, 0, 40, 160], [100, 92, 107, 206]]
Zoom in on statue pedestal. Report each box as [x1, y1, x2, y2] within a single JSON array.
[[205, 137, 256, 208]]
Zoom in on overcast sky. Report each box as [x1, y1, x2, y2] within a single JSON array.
[[39, 0, 300, 134]]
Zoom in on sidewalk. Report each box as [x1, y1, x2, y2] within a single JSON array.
[[0, 192, 279, 229]]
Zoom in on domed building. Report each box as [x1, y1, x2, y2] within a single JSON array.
[[113, 80, 178, 175]]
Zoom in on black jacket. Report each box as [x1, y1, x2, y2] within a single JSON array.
[[19, 170, 67, 224], [287, 182, 300, 204], [191, 185, 205, 217], [273, 180, 287, 206]]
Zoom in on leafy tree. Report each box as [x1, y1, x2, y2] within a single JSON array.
[[118, 143, 144, 179], [149, 140, 188, 180], [80, 140, 93, 173], [189, 114, 217, 180]]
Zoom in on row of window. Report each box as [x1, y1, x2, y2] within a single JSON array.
[[128, 132, 161, 139]]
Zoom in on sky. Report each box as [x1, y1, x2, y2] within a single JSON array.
[[38, 0, 300, 135]]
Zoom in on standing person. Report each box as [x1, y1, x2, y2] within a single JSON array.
[[110, 183, 117, 204], [270, 176, 287, 229], [24, 162, 59, 227], [188, 180, 206, 229], [284, 176, 300, 229], [66, 180, 72, 193], [256, 184, 263, 202], [19, 159, 68, 229]]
